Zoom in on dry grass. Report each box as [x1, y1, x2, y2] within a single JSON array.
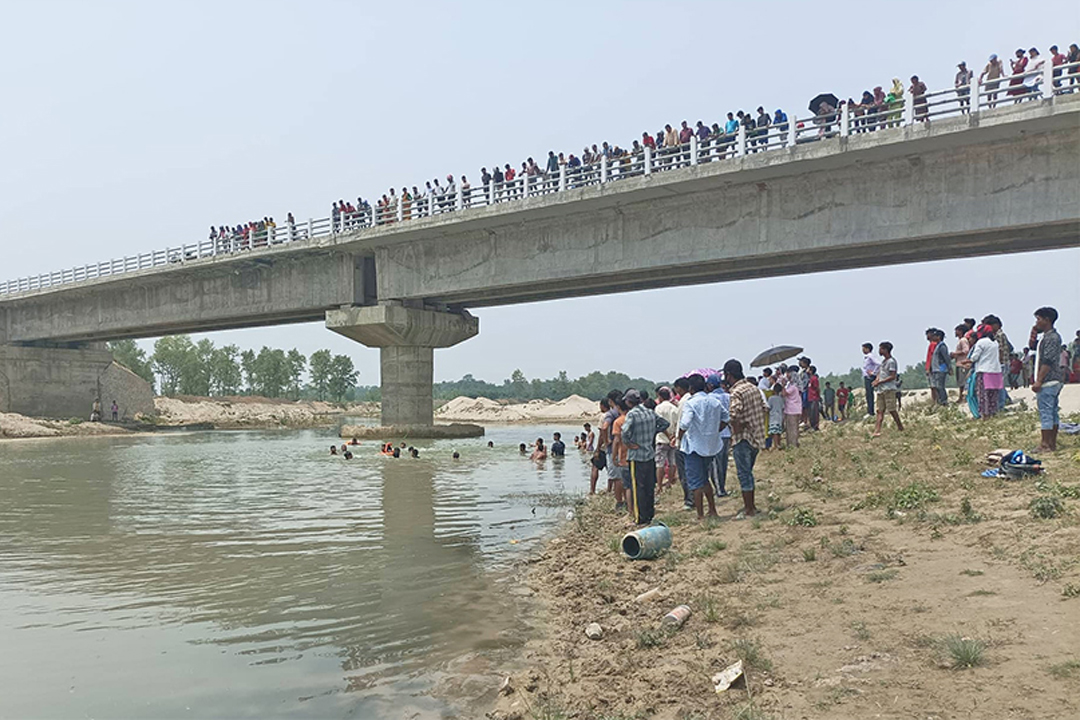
[[490, 398, 1080, 720]]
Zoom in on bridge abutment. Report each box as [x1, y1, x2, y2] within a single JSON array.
[[0, 344, 154, 421], [326, 304, 481, 436]]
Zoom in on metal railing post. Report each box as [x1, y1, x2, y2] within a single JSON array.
[[737, 125, 747, 157], [601, 154, 608, 183], [690, 134, 698, 165], [841, 103, 850, 137], [521, 172, 529, 199], [456, 183, 463, 210], [788, 116, 797, 147], [903, 94, 914, 125], [1043, 61, 1054, 99], [644, 145, 652, 175], [488, 179, 496, 205], [559, 164, 567, 191]]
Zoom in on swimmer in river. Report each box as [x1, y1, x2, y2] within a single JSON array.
[[410, 448, 420, 458], [330, 445, 338, 455], [584, 422, 595, 452], [349, 437, 360, 445], [530, 438, 547, 461], [340, 444, 348, 455], [392, 448, 401, 458], [487, 441, 494, 448], [452, 451, 460, 459], [343, 450, 353, 459], [519, 443, 527, 454]]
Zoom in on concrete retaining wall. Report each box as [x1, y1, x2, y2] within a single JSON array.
[[0, 345, 153, 420]]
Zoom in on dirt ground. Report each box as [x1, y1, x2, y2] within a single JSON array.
[[488, 398, 1080, 720]]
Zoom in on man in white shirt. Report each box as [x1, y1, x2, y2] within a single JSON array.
[[757, 368, 774, 392], [861, 342, 880, 416], [677, 374, 722, 521]]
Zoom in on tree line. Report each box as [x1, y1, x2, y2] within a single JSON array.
[[108, 337, 359, 401]]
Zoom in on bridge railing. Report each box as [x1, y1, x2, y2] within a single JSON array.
[[2, 59, 1077, 299]]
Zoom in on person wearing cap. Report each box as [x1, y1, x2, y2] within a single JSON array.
[[981, 53, 1004, 107], [619, 389, 669, 525], [677, 374, 723, 522], [955, 62, 974, 113]]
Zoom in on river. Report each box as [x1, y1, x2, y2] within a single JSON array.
[[0, 424, 590, 719]]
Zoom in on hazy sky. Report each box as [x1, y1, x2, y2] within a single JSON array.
[[2, 0, 1077, 385]]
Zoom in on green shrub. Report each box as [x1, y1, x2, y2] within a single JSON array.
[[787, 508, 818, 527], [1029, 496, 1065, 520]]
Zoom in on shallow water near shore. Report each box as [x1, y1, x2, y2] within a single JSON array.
[[0, 424, 590, 719]]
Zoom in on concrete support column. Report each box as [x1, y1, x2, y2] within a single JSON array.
[[326, 303, 479, 430], [380, 345, 434, 426]]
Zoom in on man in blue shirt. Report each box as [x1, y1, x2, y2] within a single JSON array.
[[706, 374, 731, 498], [677, 374, 722, 521], [551, 433, 566, 457]]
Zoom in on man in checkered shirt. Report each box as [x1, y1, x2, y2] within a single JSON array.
[[725, 359, 769, 519]]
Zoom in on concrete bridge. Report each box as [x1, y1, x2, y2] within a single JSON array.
[[2, 96, 1078, 425]]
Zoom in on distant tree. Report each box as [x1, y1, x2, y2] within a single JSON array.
[[250, 347, 289, 398], [285, 349, 307, 400], [209, 344, 243, 396], [183, 338, 215, 397], [240, 349, 257, 395], [152, 335, 197, 396], [108, 339, 154, 388], [327, 354, 358, 402], [508, 369, 529, 399], [308, 349, 332, 401]]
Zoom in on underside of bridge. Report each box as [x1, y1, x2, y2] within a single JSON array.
[[1, 97, 1077, 422]]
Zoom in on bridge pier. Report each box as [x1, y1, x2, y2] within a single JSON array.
[[0, 344, 154, 421], [326, 304, 481, 435]]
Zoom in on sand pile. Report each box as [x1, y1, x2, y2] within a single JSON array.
[[435, 394, 601, 423], [154, 396, 351, 428]]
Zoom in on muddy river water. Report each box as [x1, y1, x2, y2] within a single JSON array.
[[0, 424, 589, 718]]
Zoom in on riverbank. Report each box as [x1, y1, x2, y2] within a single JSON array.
[[154, 395, 377, 429], [1, 396, 380, 440], [488, 399, 1080, 720]]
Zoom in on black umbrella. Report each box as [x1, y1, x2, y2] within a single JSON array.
[[808, 93, 840, 114], [750, 345, 804, 368]]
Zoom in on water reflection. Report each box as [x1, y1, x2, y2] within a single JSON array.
[[0, 426, 587, 718]]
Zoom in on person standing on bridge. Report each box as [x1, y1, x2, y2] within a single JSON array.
[[955, 62, 974, 113], [981, 53, 1005, 107], [910, 75, 928, 121]]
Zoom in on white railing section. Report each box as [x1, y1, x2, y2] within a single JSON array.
[[2, 60, 1077, 298]]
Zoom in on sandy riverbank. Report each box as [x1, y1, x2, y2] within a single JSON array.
[[154, 395, 377, 429], [1, 396, 380, 440], [436, 395, 601, 424], [488, 397, 1080, 720], [0, 413, 136, 439]]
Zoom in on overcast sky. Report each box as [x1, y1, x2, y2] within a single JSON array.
[[2, 0, 1077, 385]]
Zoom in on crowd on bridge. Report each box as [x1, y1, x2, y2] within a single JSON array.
[[181, 40, 1073, 262], [313, 40, 1079, 234]]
